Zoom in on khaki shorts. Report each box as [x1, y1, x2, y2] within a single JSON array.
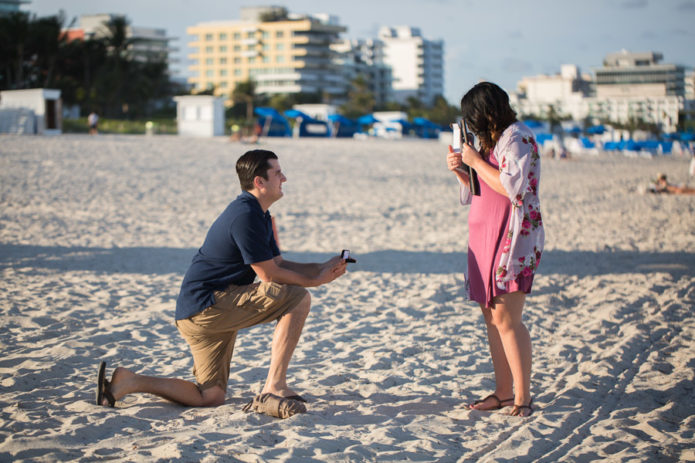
[[176, 281, 308, 391]]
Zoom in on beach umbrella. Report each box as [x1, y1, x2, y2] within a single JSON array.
[[586, 125, 605, 135], [357, 114, 379, 125], [522, 119, 544, 129]]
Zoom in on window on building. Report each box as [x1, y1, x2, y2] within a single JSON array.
[[248, 57, 256, 64], [205, 46, 213, 53], [220, 45, 227, 52], [262, 31, 270, 39], [233, 32, 241, 40], [220, 81, 228, 88], [205, 33, 213, 40], [234, 69, 242, 76], [234, 45, 241, 51], [246, 44, 255, 51], [263, 56, 270, 63], [246, 31, 255, 39], [220, 69, 228, 76], [220, 57, 227, 64], [205, 58, 213, 65], [276, 56, 284, 63], [234, 57, 241, 63], [276, 31, 284, 38], [206, 70, 213, 77], [276, 44, 284, 51], [219, 33, 227, 40]]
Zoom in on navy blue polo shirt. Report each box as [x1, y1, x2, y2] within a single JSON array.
[[175, 191, 280, 320]]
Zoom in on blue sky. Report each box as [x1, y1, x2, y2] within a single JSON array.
[[30, 0, 695, 104]]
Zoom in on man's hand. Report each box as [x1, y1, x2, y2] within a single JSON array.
[[318, 256, 347, 284]]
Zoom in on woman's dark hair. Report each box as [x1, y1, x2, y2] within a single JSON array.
[[460, 82, 517, 153], [236, 149, 278, 191]]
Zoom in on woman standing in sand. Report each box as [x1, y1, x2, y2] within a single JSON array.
[[447, 82, 544, 417]]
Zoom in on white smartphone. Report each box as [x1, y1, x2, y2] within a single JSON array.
[[451, 122, 462, 153]]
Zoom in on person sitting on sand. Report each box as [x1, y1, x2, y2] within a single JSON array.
[[96, 149, 348, 418], [652, 173, 695, 195]]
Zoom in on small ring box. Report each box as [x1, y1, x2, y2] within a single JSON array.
[[341, 249, 356, 263]]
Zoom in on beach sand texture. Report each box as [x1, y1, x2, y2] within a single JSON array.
[[1, 134, 693, 462]]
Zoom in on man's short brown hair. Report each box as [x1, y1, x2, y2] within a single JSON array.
[[236, 149, 278, 191]]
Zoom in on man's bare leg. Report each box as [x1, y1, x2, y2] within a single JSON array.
[[261, 292, 311, 397], [102, 369, 225, 407]]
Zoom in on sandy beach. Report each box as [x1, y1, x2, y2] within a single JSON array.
[[0, 133, 693, 462]]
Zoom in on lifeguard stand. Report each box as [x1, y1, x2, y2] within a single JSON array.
[[0, 88, 62, 135], [173, 95, 225, 137]]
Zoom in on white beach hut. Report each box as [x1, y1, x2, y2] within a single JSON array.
[[0, 88, 62, 135], [174, 95, 225, 137]]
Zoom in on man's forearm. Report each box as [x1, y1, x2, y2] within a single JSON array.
[[277, 260, 321, 278]]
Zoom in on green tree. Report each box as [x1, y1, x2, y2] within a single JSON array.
[[0, 12, 31, 89], [339, 75, 375, 119], [231, 79, 257, 122], [425, 95, 459, 126]]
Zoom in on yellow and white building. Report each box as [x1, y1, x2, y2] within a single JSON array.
[[187, 7, 346, 100]]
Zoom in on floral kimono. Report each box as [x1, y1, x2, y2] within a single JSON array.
[[459, 121, 545, 290]]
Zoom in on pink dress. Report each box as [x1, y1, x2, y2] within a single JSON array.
[[459, 122, 544, 308]]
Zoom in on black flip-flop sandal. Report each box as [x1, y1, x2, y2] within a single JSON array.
[[510, 398, 534, 416], [469, 394, 514, 410], [95, 361, 116, 407]]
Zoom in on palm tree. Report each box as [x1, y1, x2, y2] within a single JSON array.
[[0, 12, 30, 89], [232, 79, 257, 122]]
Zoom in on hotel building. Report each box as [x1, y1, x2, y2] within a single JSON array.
[[0, 0, 28, 16], [512, 50, 691, 133], [187, 7, 346, 99], [331, 38, 393, 107], [588, 50, 686, 131], [377, 26, 444, 106], [67, 14, 177, 69]]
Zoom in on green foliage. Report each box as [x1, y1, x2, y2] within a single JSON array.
[[63, 117, 177, 134], [231, 79, 259, 121], [259, 8, 289, 22], [339, 75, 375, 119], [0, 11, 174, 119]]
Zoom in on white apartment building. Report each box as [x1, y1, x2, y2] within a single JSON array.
[[377, 26, 444, 106], [187, 7, 346, 99], [331, 38, 393, 106], [512, 51, 691, 133], [75, 14, 177, 69], [513, 65, 593, 121], [0, 0, 28, 15]]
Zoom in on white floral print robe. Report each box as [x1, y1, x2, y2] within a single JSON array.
[[459, 121, 545, 290]]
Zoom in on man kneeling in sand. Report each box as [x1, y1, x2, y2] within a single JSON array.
[[96, 149, 348, 418]]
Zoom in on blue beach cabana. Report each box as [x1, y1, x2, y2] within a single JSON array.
[[357, 114, 380, 125], [327, 114, 359, 138], [254, 107, 291, 137], [413, 117, 441, 139], [284, 109, 330, 137]]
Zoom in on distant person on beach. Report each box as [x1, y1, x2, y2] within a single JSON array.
[[651, 173, 695, 195], [446, 82, 544, 417], [88, 112, 98, 135], [96, 149, 348, 418]]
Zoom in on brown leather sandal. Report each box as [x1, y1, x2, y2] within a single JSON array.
[[468, 394, 514, 410], [510, 398, 534, 416]]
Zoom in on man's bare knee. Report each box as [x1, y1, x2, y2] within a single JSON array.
[[200, 386, 225, 407], [292, 291, 311, 317]]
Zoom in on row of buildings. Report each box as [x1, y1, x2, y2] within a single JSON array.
[[511, 50, 695, 133], [185, 6, 444, 107], [41, 5, 444, 108]]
